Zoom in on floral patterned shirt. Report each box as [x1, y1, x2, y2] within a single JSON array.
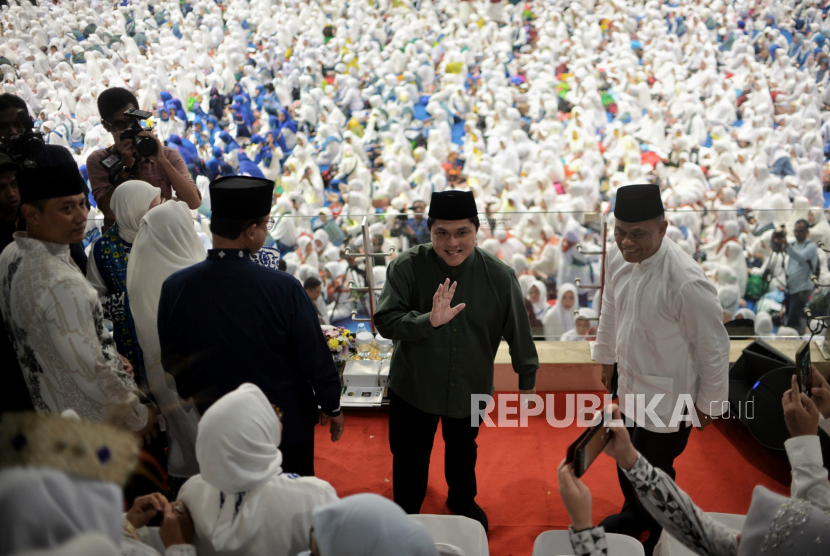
[[0, 233, 147, 431], [570, 453, 739, 556]]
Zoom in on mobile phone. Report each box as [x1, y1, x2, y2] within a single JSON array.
[[795, 341, 813, 397], [566, 421, 614, 478]]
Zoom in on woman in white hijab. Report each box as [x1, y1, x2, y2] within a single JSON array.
[[0, 413, 195, 556], [86, 181, 161, 388], [716, 266, 742, 322], [305, 493, 437, 556], [313, 228, 341, 270], [543, 283, 579, 340], [324, 260, 354, 322], [737, 163, 772, 209], [127, 201, 206, 492], [808, 207, 830, 247], [179, 383, 338, 556], [87, 181, 161, 297], [526, 279, 550, 330]]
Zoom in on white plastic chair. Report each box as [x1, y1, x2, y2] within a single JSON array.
[[655, 513, 745, 556], [532, 530, 645, 556], [409, 514, 489, 556]]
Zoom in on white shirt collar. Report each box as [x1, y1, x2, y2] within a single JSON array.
[[637, 238, 668, 269]]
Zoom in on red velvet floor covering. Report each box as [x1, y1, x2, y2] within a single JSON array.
[[314, 392, 791, 555]]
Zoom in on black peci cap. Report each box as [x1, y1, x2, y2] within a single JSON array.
[[17, 163, 85, 205], [428, 190, 477, 221], [614, 183, 664, 223], [209, 176, 274, 219]]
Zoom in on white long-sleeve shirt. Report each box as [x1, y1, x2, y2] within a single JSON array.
[[785, 434, 830, 512], [593, 239, 730, 433]]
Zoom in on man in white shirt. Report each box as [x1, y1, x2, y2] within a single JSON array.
[[0, 164, 156, 437], [593, 183, 730, 554]]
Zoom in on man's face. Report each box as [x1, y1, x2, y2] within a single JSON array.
[[104, 103, 137, 143], [430, 219, 476, 267], [23, 194, 88, 244], [413, 202, 425, 220], [306, 284, 322, 301], [0, 169, 20, 218], [795, 222, 809, 243], [614, 216, 668, 264], [248, 220, 269, 253], [0, 108, 26, 143]]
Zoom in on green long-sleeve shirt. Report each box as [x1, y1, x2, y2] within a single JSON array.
[[374, 244, 539, 418]]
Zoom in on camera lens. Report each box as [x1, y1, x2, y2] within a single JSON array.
[[135, 137, 158, 158], [25, 136, 44, 156]]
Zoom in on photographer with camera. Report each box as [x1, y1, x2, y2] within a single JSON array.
[[0, 94, 89, 273], [771, 220, 820, 334], [87, 88, 201, 229], [389, 200, 430, 246]]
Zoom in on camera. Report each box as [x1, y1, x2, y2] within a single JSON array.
[[0, 109, 44, 168], [118, 108, 158, 158], [100, 151, 127, 186]]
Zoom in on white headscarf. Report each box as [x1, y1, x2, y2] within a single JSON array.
[[180, 384, 338, 556], [110, 180, 160, 244], [527, 280, 549, 317], [543, 283, 579, 340], [196, 384, 283, 494], [312, 494, 438, 556], [127, 201, 206, 478], [313, 228, 330, 253], [0, 467, 122, 554]]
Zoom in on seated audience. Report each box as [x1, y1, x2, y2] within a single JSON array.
[[0, 411, 195, 556], [179, 383, 339, 556], [306, 493, 439, 556], [543, 283, 579, 340], [561, 308, 597, 341]]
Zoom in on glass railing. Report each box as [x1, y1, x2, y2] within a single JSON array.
[[81, 204, 830, 342]]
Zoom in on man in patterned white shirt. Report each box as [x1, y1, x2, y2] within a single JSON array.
[[0, 164, 156, 437]]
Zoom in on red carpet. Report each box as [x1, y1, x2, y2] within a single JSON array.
[[314, 392, 791, 555]]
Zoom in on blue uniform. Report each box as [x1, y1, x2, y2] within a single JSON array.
[[158, 248, 342, 449]]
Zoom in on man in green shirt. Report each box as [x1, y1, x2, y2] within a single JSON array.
[[375, 190, 539, 530]]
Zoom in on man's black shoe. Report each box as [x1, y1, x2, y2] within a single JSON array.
[[446, 499, 488, 532]]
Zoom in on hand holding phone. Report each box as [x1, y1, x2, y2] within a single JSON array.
[[565, 422, 613, 478], [796, 341, 813, 397]]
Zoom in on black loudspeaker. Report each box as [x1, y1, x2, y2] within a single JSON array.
[[728, 340, 794, 451], [724, 319, 756, 338], [745, 365, 795, 451]]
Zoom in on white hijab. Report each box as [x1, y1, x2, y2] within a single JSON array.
[[0, 467, 122, 555], [312, 494, 438, 556], [127, 201, 206, 478], [527, 280, 549, 317], [179, 384, 338, 556], [110, 180, 160, 244], [543, 283, 579, 340]]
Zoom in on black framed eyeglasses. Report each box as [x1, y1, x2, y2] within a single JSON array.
[[261, 218, 276, 230], [102, 118, 130, 132]]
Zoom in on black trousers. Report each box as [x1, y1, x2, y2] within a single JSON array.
[[603, 419, 692, 546], [784, 290, 811, 334], [389, 389, 480, 514], [281, 431, 315, 477]]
